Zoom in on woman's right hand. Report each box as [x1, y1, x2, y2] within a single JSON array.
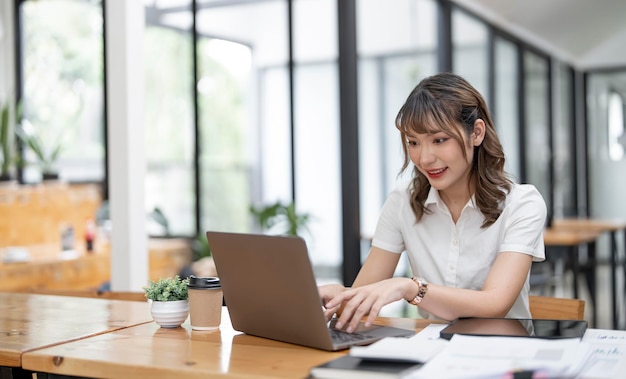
[[318, 283, 346, 321]]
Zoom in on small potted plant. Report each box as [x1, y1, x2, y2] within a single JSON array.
[[143, 275, 190, 328]]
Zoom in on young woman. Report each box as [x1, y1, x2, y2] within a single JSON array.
[[320, 72, 546, 333]]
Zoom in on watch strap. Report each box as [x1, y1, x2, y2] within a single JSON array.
[[408, 277, 428, 305]]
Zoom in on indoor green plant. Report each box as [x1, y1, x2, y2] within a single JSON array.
[[143, 275, 190, 328], [0, 100, 17, 182], [249, 201, 312, 237], [144, 275, 189, 301], [180, 202, 312, 280], [16, 119, 64, 180]]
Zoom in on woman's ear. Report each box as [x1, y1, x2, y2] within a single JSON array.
[[472, 119, 486, 146]]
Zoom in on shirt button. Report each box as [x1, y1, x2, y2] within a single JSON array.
[[452, 239, 458, 246], [449, 265, 454, 270]]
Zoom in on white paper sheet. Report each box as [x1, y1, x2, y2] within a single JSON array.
[[407, 335, 595, 379], [350, 334, 448, 363], [579, 329, 626, 379]]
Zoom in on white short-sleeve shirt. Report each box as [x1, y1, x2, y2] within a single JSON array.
[[371, 182, 547, 319]]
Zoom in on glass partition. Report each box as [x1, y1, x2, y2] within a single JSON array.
[[523, 50, 551, 215], [143, 0, 290, 237], [607, 91, 625, 162], [20, 0, 104, 183], [356, 0, 438, 242], [356, 0, 438, 317], [293, 0, 340, 274], [493, 35, 521, 181], [195, 2, 265, 236], [552, 62, 576, 218], [452, 7, 488, 101], [587, 70, 626, 219], [143, 0, 195, 235]]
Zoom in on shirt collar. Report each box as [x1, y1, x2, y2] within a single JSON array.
[[424, 186, 477, 210]]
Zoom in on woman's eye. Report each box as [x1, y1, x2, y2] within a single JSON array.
[[434, 137, 448, 144], [407, 140, 418, 146]]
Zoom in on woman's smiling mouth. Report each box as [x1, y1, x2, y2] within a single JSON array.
[[426, 167, 447, 178]]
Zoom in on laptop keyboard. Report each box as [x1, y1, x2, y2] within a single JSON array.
[[329, 327, 374, 343]]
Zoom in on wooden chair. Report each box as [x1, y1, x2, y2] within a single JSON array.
[[529, 295, 585, 320]]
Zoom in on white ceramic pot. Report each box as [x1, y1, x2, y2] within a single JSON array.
[[150, 299, 189, 328]]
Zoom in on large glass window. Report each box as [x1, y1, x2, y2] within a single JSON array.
[[607, 91, 625, 162], [451, 7, 488, 101], [293, 0, 340, 276], [552, 62, 576, 218], [195, 6, 259, 236], [356, 0, 438, 317], [523, 50, 551, 214], [587, 70, 626, 219], [142, 0, 289, 239], [18, 1, 620, 301], [20, 0, 104, 183], [143, 1, 195, 236], [356, 0, 438, 243], [493, 35, 521, 181]]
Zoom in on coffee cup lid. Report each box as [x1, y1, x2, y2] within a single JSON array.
[[187, 275, 221, 289]]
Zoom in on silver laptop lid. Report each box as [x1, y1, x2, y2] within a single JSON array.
[[207, 231, 337, 350], [206, 231, 415, 351]]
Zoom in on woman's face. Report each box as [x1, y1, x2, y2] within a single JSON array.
[[405, 120, 485, 195]]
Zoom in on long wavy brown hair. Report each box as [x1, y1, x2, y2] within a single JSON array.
[[395, 72, 511, 227]]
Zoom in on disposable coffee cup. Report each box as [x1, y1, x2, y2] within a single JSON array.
[[187, 275, 223, 330]]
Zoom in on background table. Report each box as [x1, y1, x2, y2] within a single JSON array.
[[22, 308, 437, 379], [0, 293, 152, 377], [0, 238, 191, 293], [552, 218, 626, 329], [543, 227, 601, 327]]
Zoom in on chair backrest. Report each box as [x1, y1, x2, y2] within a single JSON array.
[[529, 295, 585, 320]]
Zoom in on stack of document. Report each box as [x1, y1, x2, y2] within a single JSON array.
[[310, 324, 626, 379], [310, 326, 448, 379], [579, 329, 626, 378], [408, 334, 595, 379], [350, 323, 596, 379], [350, 333, 449, 363]]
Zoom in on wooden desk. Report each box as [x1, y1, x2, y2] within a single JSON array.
[[21, 308, 439, 379], [552, 218, 626, 329], [0, 293, 152, 376], [543, 228, 602, 326], [0, 238, 192, 292]]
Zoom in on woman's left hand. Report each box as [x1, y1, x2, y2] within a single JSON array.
[[324, 277, 414, 333]]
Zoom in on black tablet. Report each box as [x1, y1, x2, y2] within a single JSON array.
[[439, 317, 588, 340]]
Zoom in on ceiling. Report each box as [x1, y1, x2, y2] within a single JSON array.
[[452, 0, 626, 70]]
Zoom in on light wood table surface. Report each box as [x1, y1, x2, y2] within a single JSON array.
[[0, 238, 191, 293], [543, 228, 601, 246], [552, 218, 626, 234], [22, 307, 440, 379], [0, 293, 152, 369], [551, 218, 626, 329]]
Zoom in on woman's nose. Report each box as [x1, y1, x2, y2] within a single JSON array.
[[418, 146, 436, 166]]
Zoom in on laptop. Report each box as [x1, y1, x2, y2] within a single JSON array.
[[206, 231, 415, 351]]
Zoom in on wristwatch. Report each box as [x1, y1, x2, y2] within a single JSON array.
[[407, 277, 428, 305]]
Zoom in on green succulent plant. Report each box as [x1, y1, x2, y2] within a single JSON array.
[[143, 275, 190, 301]]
